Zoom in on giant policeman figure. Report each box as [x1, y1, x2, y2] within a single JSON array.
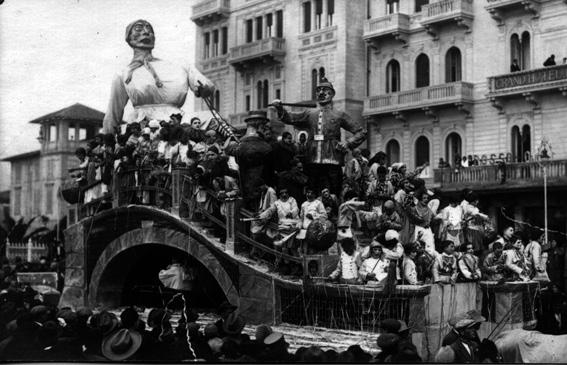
[[271, 78, 367, 196]]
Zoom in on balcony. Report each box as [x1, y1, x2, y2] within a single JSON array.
[[363, 13, 411, 46], [191, 0, 230, 26], [199, 55, 229, 73], [487, 65, 567, 111], [485, 0, 541, 25], [363, 82, 474, 119], [421, 0, 474, 38], [229, 38, 286, 71], [434, 159, 567, 192]]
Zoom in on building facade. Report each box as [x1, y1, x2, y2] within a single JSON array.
[[191, 0, 567, 236], [1, 103, 103, 225]]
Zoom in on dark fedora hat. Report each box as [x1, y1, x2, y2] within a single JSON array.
[[222, 311, 246, 335], [244, 110, 269, 123], [101, 328, 142, 361]]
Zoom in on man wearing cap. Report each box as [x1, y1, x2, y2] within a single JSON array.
[[102, 20, 215, 134], [435, 311, 486, 363], [271, 77, 367, 196], [225, 111, 274, 209]]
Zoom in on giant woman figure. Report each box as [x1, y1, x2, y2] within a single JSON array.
[[102, 20, 215, 134]]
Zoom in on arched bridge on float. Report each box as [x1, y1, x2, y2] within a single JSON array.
[[59, 205, 277, 324]]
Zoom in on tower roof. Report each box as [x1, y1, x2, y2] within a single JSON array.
[[29, 103, 104, 125]]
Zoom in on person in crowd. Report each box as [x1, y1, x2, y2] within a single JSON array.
[[320, 188, 339, 222], [438, 196, 464, 248], [375, 199, 402, 234], [328, 238, 362, 284], [510, 59, 521, 72], [405, 189, 436, 256], [359, 241, 390, 286], [461, 191, 490, 254], [225, 111, 274, 210], [433, 240, 459, 284], [482, 241, 506, 281], [504, 235, 530, 281], [336, 190, 365, 240], [492, 225, 515, 251], [524, 230, 550, 283], [272, 131, 297, 174], [544, 54, 557, 66], [277, 158, 308, 206], [299, 188, 327, 231], [458, 243, 481, 281], [260, 332, 294, 362], [402, 242, 420, 285], [435, 313, 486, 363], [272, 77, 367, 196]]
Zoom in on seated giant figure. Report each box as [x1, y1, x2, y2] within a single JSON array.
[[102, 20, 215, 134]]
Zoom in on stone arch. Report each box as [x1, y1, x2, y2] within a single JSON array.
[[88, 227, 239, 308]]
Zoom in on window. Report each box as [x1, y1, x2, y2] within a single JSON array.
[[303, 1, 312, 33], [257, 81, 263, 109], [221, 27, 228, 54], [214, 90, 220, 110], [415, 54, 430, 88], [246, 19, 253, 43], [327, 0, 334, 26], [263, 80, 269, 108], [79, 127, 87, 141], [445, 133, 462, 167], [45, 183, 54, 215], [256, 16, 263, 40], [245, 95, 251, 111], [385, 140, 400, 165], [319, 67, 326, 80], [315, 0, 323, 30], [49, 124, 57, 142], [445, 47, 462, 82], [415, 0, 429, 12], [511, 125, 531, 162], [386, 59, 401, 93], [204, 32, 210, 59], [415, 136, 430, 168], [387, 0, 400, 14], [266, 13, 273, 38], [68, 124, 76, 141], [511, 32, 531, 71], [212, 29, 219, 57], [14, 187, 21, 216], [276, 10, 283, 37], [276, 88, 281, 99]]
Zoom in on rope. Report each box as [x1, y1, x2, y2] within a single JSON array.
[[500, 207, 567, 238]]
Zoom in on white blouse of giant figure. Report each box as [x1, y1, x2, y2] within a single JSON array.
[[102, 20, 215, 134]]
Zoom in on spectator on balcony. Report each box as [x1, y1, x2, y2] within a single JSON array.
[[433, 240, 458, 285], [510, 59, 521, 72], [277, 159, 308, 206], [544, 54, 556, 67], [438, 158, 450, 169], [328, 238, 361, 284], [461, 156, 469, 168], [482, 241, 505, 281], [458, 243, 481, 282]]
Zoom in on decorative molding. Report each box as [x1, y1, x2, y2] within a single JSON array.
[[423, 107, 439, 123], [522, 92, 539, 110], [489, 97, 504, 114]]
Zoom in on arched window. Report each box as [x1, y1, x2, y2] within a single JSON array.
[[386, 59, 401, 93], [385, 139, 400, 165], [512, 125, 531, 162], [387, 0, 400, 14], [511, 126, 521, 162], [256, 81, 263, 109], [319, 67, 326, 80], [445, 132, 462, 167], [445, 47, 462, 82], [214, 90, 220, 110], [415, 53, 430, 88], [511, 32, 531, 71], [263, 79, 269, 108], [522, 125, 531, 161], [415, 136, 430, 168]]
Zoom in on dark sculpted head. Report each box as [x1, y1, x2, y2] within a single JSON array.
[[125, 20, 155, 50]]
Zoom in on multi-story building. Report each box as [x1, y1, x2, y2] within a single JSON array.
[[1, 103, 103, 225], [193, 0, 567, 234]]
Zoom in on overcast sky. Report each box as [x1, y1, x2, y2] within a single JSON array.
[[0, 0, 197, 190]]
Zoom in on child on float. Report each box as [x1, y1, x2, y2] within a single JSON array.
[[457, 243, 481, 281], [433, 240, 459, 284], [481, 241, 506, 281], [328, 237, 362, 284]]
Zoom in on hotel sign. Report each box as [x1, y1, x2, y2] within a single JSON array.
[[493, 65, 567, 90]]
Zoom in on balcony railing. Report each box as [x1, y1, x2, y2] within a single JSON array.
[[191, 0, 230, 26], [485, 0, 541, 24], [364, 82, 474, 116], [363, 13, 410, 44], [421, 0, 474, 36], [487, 64, 567, 97], [434, 159, 567, 191], [229, 38, 286, 69], [199, 55, 229, 73]]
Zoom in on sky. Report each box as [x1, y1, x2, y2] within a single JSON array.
[[0, 0, 198, 190]]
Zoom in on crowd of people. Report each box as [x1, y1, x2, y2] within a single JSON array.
[[0, 288, 503, 363]]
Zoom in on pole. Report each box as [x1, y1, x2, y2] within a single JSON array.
[[543, 164, 548, 246]]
